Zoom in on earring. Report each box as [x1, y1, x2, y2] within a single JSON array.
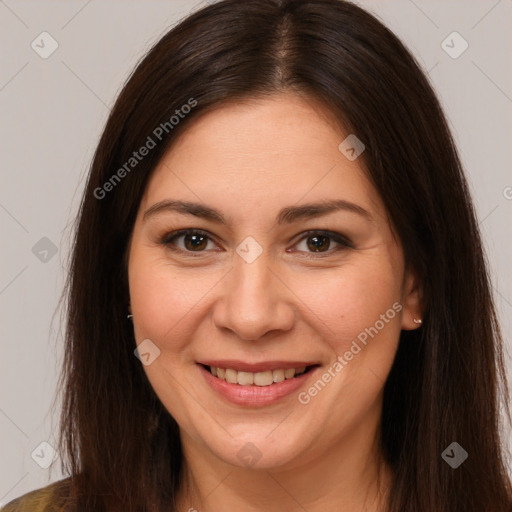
[[127, 314, 133, 320], [413, 318, 422, 325]]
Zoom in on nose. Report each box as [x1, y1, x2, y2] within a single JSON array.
[[212, 249, 295, 341]]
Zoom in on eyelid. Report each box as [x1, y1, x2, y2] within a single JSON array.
[[159, 228, 353, 257]]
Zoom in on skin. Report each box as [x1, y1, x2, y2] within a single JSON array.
[[127, 93, 423, 512]]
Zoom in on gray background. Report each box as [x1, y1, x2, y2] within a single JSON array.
[[1, 0, 511, 505]]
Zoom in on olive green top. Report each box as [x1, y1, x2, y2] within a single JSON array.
[[1, 479, 71, 512]]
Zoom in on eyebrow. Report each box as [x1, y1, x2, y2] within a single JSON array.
[[143, 198, 373, 225]]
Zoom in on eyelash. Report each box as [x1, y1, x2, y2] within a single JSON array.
[[159, 229, 353, 259]]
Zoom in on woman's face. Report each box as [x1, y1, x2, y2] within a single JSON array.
[[128, 93, 422, 470]]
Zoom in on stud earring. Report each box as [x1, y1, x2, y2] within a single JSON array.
[[413, 318, 422, 325], [127, 314, 133, 320]]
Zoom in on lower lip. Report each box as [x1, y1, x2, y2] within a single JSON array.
[[197, 364, 319, 406]]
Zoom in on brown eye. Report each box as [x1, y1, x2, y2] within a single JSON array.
[[182, 233, 208, 251], [305, 234, 332, 252], [161, 229, 217, 254], [293, 230, 352, 256]]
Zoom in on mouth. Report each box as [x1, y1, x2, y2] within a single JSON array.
[[196, 361, 321, 406]]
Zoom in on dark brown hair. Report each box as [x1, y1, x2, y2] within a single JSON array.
[[50, 0, 512, 510]]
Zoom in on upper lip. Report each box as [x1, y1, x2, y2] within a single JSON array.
[[197, 360, 319, 372]]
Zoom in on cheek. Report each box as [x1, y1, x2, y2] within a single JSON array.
[[128, 251, 202, 418], [128, 248, 226, 368], [295, 254, 402, 356], [128, 249, 194, 349], [297, 257, 403, 424]]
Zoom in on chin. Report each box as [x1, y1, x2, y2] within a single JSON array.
[[195, 423, 316, 470]]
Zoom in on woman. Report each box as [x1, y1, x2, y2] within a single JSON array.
[[3, 0, 511, 510]]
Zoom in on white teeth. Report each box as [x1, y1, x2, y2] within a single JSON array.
[[284, 368, 296, 379], [225, 368, 237, 384], [207, 365, 309, 386], [237, 371, 254, 386], [273, 369, 285, 383], [253, 370, 273, 386]]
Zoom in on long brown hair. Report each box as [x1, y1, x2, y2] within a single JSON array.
[[52, 0, 512, 510]]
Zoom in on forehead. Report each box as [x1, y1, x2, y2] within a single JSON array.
[[140, 93, 384, 223]]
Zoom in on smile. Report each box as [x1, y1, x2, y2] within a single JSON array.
[[197, 361, 320, 406]]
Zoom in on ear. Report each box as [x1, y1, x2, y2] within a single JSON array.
[[401, 266, 424, 331]]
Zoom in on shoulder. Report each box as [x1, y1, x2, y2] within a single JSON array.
[[1, 477, 73, 512]]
